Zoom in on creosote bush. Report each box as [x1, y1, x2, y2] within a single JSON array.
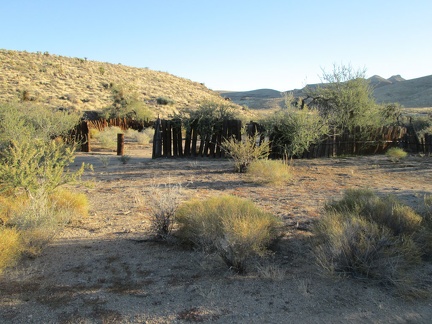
[[175, 195, 281, 273], [246, 159, 292, 186], [222, 135, 269, 173], [313, 189, 430, 294]]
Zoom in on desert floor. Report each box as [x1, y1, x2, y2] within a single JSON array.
[[1, 144, 432, 323]]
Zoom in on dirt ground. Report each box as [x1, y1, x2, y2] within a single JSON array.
[[1, 144, 432, 323]]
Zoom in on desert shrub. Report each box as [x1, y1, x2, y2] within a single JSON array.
[[125, 128, 151, 145], [156, 96, 175, 105], [385, 147, 408, 161], [93, 126, 123, 149], [314, 189, 427, 291], [176, 195, 281, 273], [0, 139, 86, 196], [246, 159, 292, 186], [0, 102, 81, 149], [325, 189, 422, 236], [0, 227, 22, 274], [313, 211, 421, 287], [262, 106, 328, 160], [222, 135, 270, 173], [146, 183, 182, 240], [89, 128, 99, 139]]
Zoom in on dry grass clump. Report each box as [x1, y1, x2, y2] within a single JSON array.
[[145, 182, 183, 240], [0, 193, 29, 225], [0, 227, 22, 274], [246, 159, 292, 186], [385, 147, 408, 161], [313, 189, 431, 294], [48, 188, 89, 223], [175, 195, 281, 273]]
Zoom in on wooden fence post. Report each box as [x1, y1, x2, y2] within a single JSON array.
[[117, 133, 124, 156]]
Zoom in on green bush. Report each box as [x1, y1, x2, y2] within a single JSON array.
[[325, 189, 422, 236], [175, 195, 281, 273], [385, 147, 408, 161], [0, 139, 86, 196], [262, 107, 328, 160], [0, 102, 81, 149], [246, 159, 292, 186], [314, 189, 427, 292], [313, 211, 420, 286], [156, 96, 175, 105], [222, 135, 269, 173], [93, 126, 122, 149]]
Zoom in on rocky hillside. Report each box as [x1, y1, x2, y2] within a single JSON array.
[[220, 75, 432, 109], [0, 49, 237, 117]]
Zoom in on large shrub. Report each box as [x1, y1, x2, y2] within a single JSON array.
[[0, 102, 89, 267], [175, 195, 281, 273], [263, 107, 328, 160]]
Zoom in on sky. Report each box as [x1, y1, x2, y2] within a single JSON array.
[[1, 0, 431, 92]]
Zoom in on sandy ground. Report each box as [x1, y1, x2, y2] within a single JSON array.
[[1, 144, 432, 323]]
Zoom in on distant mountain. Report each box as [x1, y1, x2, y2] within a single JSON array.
[[220, 75, 432, 109], [373, 75, 432, 107]]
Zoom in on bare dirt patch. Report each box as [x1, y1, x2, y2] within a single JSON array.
[[1, 145, 432, 323]]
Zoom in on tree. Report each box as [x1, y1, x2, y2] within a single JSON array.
[[305, 64, 389, 136]]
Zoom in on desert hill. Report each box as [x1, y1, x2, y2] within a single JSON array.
[[220, 75, 432, 109], [0, 49, 238, 117]]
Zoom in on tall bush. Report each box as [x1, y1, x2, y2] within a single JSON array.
[[263, 107, 328, 159]]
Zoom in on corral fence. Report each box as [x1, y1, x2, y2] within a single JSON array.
[[70, 117, 432, 158], [151, 118, 431, 159], [70, 117, 152, 152]]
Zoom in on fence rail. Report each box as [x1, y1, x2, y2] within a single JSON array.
[[70, 117, 429, 158], [151, 119, 422, 159]]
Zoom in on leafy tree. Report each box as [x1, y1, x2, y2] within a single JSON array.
[[305, 64, 392, 136]]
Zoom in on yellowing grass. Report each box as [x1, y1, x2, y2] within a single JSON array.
[[0, 227, 22, 274], [246, 159, 292, 186]]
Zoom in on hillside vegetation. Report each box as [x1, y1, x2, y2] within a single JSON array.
[[0, 49, 238, 117], [220, 74, 432, 110]]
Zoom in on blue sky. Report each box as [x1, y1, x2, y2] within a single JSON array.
[[1, 1, 431, 91]]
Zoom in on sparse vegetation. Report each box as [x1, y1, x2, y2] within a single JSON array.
[[175, 195, 281, 273], [246, 159, 292, 186], [0, 101, 89, 271], [0, 49, 240, 118], [146, 182, 183, 240], [0, 227, 22, 274], [385, 147, 408, 162], [313, 189, 431, 294], [222, 135, 270, 173]]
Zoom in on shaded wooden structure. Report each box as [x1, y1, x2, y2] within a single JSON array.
[[152, 118, 242, 158]]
